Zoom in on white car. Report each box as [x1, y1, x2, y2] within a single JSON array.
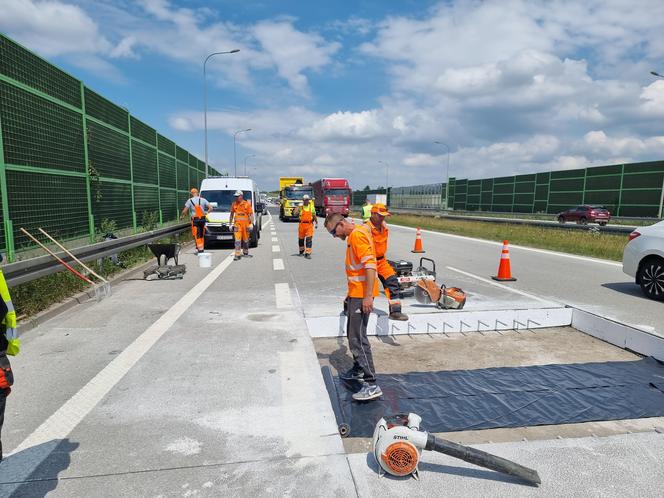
[[622, 220, 664, 301]]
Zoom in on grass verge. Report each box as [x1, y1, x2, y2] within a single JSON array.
[[12, 232, 191, 319], [386, 213, 629, 261]]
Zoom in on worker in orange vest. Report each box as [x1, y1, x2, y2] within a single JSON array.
[[366, 203, 408, 321], [294, 194, 318, 259], [229, 190, 254, 261], [325, 213, 382, 402], [180, 188, 212, 253]]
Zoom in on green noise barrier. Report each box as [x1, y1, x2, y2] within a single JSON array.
[[0, 33, 221, 261]]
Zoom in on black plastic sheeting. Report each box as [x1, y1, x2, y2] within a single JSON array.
[[326, 358, 664, 438]]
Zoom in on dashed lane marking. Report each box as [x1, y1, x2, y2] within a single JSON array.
[[272, 245, 280, 252], [387, 222, 622, 267], [273, 258, 285, 271], [3, 252, 237, 488], [271, 237, 278, 242], [446, 265, 558, 304], [275, 283, 293, 308]]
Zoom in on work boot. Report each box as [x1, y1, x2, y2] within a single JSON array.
[[389, 311, 409, 321], [339, 366, 364, 382], [304, 253, 311, 259], [299, 251, 304, 256], [352, 382, 383, 401], [234, 254, 241, 261]]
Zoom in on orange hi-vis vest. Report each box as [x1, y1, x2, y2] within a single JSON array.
[[299, 203, 315, 223], [346, 224, 379, 299], [366, 220, 388, 259], [231, 200, 253, 225]]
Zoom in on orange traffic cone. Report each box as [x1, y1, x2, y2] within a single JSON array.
[[492, 240, 517, 281], [411, 228, 425, 253]]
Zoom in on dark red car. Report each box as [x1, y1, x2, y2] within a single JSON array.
[[557, 205, 611, 226]]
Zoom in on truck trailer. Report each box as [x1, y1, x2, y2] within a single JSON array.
[[311, 178, 351, 217]]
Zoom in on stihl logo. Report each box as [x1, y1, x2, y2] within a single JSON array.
[[393, 435, 408, 440]]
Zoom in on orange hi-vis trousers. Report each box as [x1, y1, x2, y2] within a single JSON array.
[[377, 257, 402, 314]]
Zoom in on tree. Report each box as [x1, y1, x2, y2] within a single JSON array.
[[363, 185, 371, 191]]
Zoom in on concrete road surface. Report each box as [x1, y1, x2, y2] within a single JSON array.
[[1, 208, 663, 497]]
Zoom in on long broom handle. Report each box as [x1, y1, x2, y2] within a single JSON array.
[[20, 228, 94, 285], [38, 228, 107, 283]]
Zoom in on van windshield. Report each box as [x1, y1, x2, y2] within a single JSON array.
[[201, 190, 252, 211]]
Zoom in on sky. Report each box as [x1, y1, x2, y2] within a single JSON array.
[[2, 0, 664, 191]]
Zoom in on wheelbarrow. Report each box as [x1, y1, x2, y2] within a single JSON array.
[[144, 243, 186, 280]]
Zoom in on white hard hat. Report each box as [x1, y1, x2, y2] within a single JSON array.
[[234, 190, 243, 196], [303, 194, 310, 200]]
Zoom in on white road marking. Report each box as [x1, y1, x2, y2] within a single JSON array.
[[271, 237, 278, 242], [272, 245, 280, 252], [4, 252, 237, 486], [275, 282, 293, 308], [389, 222, 622, 267], [273, 258, 285, 270], [446, 265, 557, 304]]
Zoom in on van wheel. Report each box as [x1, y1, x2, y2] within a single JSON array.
[[557, 216, 565, 224], [638, 257, 664, 301], [249, 228, 258, 248], [578, 217, 587, 225]]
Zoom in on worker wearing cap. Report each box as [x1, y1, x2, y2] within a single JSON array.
[[181, 188, 212, 253], [362, 198, 373, 222], [367, 204, 408, 321], [229, 190, 254, 260], [294, 194, 318, 259], [325, 212, 383, 402], [0, 259, 19, 461]]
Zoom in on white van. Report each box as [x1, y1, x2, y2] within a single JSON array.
[[199, 176, 264, 249]]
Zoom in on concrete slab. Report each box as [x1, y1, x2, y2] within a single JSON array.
[[348, 432, 664, 497]]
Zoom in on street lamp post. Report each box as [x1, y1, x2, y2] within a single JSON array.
[[244, 154, 256, 176], [434, 141, 450, 210], [378, 160, 389, 195], [233, 128, 252, 176], [203, 49, 240, 179]]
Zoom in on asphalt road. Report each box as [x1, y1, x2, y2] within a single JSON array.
[[1, 207, 663, 497]]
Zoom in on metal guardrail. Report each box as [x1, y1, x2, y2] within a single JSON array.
[[388, 208, 639, 235], [3, 223, 190, 286]]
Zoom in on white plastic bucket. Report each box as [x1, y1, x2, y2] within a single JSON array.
[[198, 252, 212, 268]]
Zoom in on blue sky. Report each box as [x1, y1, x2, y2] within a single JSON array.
[[2, 0, 664, 191]]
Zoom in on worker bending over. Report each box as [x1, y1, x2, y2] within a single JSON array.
[[366, 203, 408, 321], [181, 188, 212, 253], [229, 190, 254, 261], [326, 213, 382, 402], [295, 194, 318, 259]]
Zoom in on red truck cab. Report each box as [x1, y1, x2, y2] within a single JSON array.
[[312, 178, 351, 217]]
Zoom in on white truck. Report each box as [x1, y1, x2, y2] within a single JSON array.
[[199, 176, 264, 249]]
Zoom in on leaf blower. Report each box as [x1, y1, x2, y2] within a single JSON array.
[[372, 413, 541, 485]]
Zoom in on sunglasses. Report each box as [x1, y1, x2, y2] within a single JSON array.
[[328, 220, 343, 238]]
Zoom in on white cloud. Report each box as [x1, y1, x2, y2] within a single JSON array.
[[252, 21, 340, 94], [0, 0, 112, 56]]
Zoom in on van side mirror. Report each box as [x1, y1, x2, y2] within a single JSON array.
[[255, 202, 264, 212]]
